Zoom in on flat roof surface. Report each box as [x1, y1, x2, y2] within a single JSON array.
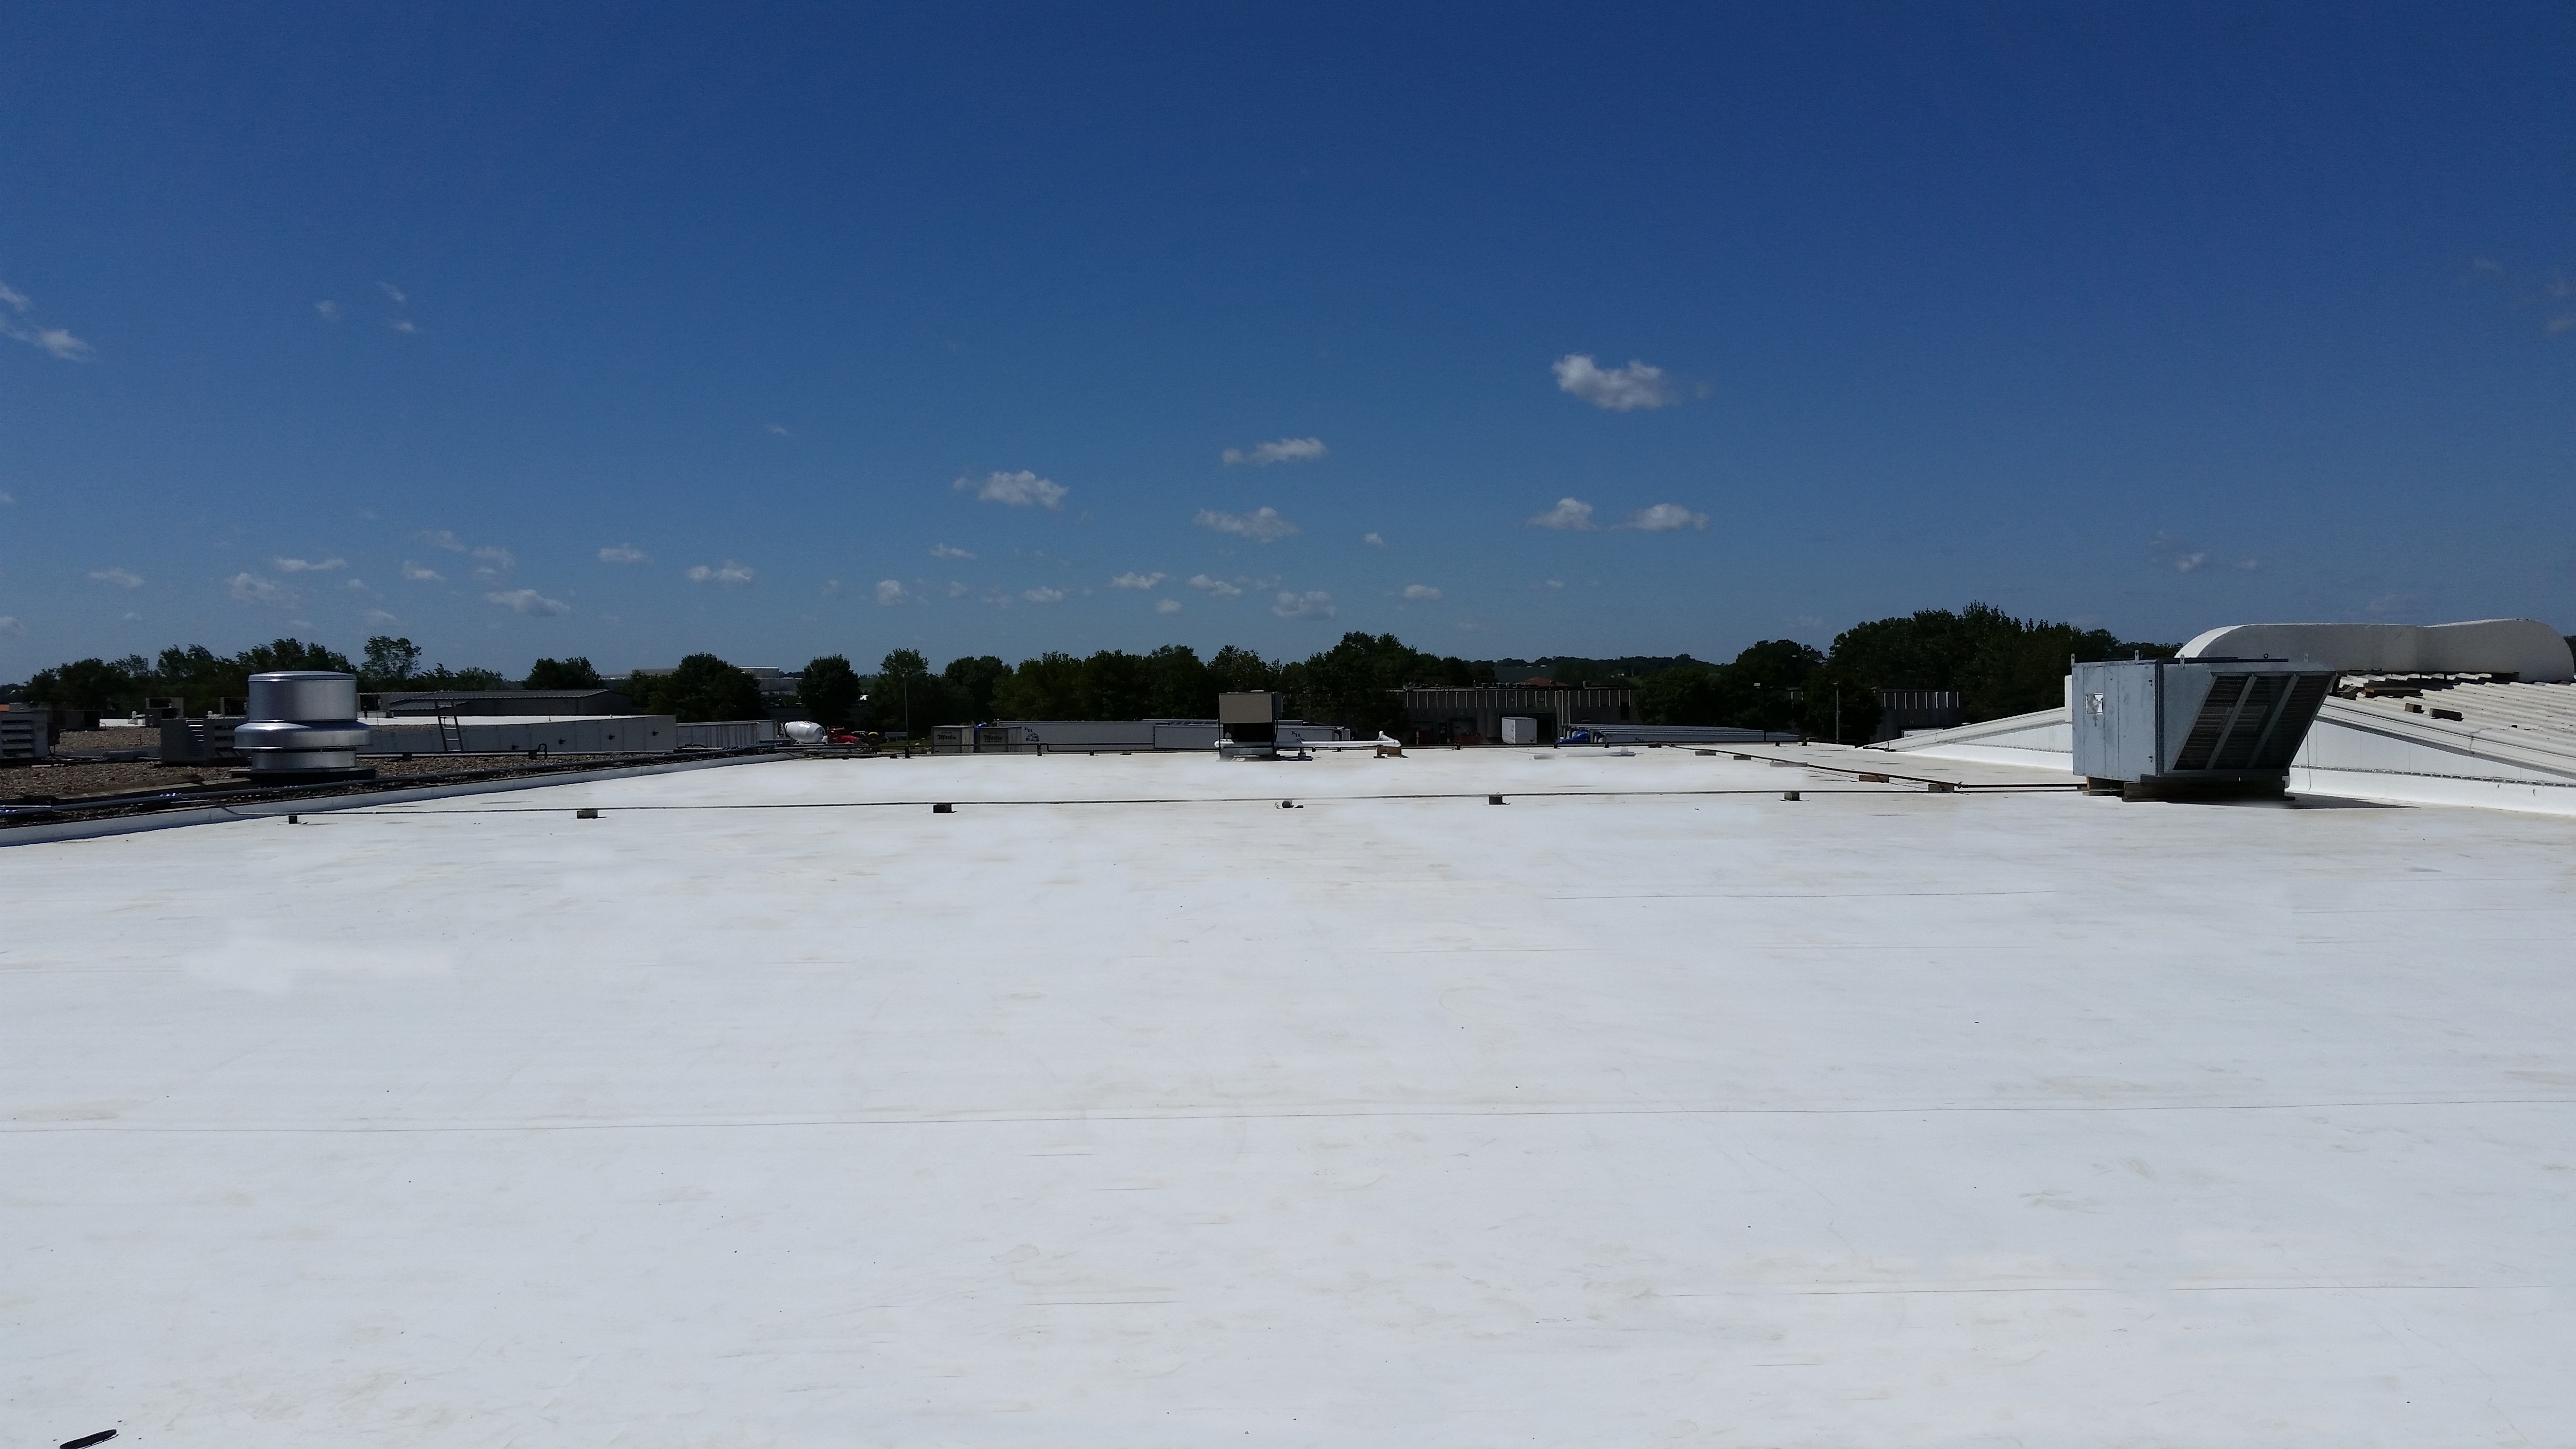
[[6, 748, 2574, 1444]]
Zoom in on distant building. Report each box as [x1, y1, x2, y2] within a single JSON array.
[[928, 719, 1349, 754], [1399, 685, 1635, 745], [1873, 689, 1965, 741], [376, 688, 634, 718]]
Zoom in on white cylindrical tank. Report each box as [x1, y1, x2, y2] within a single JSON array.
[[783, 720, 827, 744], [233, 672, 372, 777]]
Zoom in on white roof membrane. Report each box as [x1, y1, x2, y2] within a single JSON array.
[[6, 749, 2575, 1443]]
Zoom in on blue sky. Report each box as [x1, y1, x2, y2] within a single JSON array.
[[2, 2, 2572, 676]]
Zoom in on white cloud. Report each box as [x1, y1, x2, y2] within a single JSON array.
[[930, 544, 975, 560], [88, 567, 144, 589], [273, 555, 348, 572], [1195, 506, 1300, 542], [1272, 590, 1336, 620], [0, 490, 12, 504], [344, 578, 376, 594], [1155, 597, 1183, 615], [386, 319, 421, 335], [1110, 571, 1168, 590], [766, 422, 789, 436], [227, 573, 291, 606], [955, 469, 1067, 509], [1553, 354, 1676, 411], [875, 579, 909, 606], [1222, 436, 1328, 467], [1527, 498, 1598, 531], [378, 282, 408, 305], [1401, 583, 1442, 601], [1362, 531, 1385, 547], [418, 530, 465, 551], [0, 616, 21, 636], [0, 282, 93, 360], [1023, 586, 1066, 604], [1187, 574, 1244, 597], [947, 580, 971, 598], [363, 609, 399, 626], [2146, 532, 2223, 575], [2238, 558, 2260, 571], [315, 301, 340, 322], [1619, 503, 1708, 532], [472, 545, 515, 570], [2, 322, 92, 360], [687, 560, 756, 585], [401, 560, 444, 582], [1540, 579, 1566, 590], [598, 544, 651, 565], [485, 588, 569, 616]]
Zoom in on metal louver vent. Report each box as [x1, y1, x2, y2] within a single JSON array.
[[2254, 673, 2332, 769], [2171, 674, 2247, 771], [2171, 670, 2328, 773]]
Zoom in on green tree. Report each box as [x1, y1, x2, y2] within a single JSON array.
[[1797, 667, 1884, 744], [1281, 632, 1453, 735], [869, 649, 940, 735], [941, 655, 1010, 721], [27, 657, 147, 716], [524, 656, 603, 690], [1827, 602, 2172, 722], [796, 655, 863, 726], [1636, 663, 1734, 725], [1084, 650, 1152, 720], [362, 636, 422, 687], [992, 651, 1086, 719], [1956, 623, 2115, 721], [1207, 644, 1277, 695], [639, 654, 765, 723], [1725, 640, 1823, 732], [240, 638, 356, 675], [1142, 644, 1213, 718], [150, 645, 246, 713]]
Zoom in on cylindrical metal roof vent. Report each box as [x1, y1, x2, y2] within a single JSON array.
[[234, 671, 374, 781]]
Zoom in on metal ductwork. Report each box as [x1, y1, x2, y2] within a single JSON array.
[[2073, 657, 2336, 799], [234, 672, 374, 781]]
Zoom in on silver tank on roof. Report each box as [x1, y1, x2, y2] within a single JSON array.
[[234, 671, 371, 776]]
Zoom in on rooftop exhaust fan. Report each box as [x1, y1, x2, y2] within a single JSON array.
[[234, 671, 375, 783], [2072, 657, 2334, 800]]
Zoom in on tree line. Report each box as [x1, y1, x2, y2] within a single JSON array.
[[797, 602, 2174, 737], [8, 602, 2175, 733]]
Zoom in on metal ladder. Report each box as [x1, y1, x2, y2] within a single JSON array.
[[435, 703, 466, 754]]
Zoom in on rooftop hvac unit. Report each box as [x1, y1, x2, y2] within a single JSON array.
[[2072, 658, 2335, 798], [1218, 691, 1283, 743]]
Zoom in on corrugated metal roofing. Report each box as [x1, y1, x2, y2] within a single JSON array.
[[2332, 676, 2576, 751]]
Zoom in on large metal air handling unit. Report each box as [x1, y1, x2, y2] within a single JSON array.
[[2072, 657, 2336, 799], [234, 671, 375, 782]]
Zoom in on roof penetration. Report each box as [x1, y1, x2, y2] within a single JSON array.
[[4, 747, 2574, 1442]]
